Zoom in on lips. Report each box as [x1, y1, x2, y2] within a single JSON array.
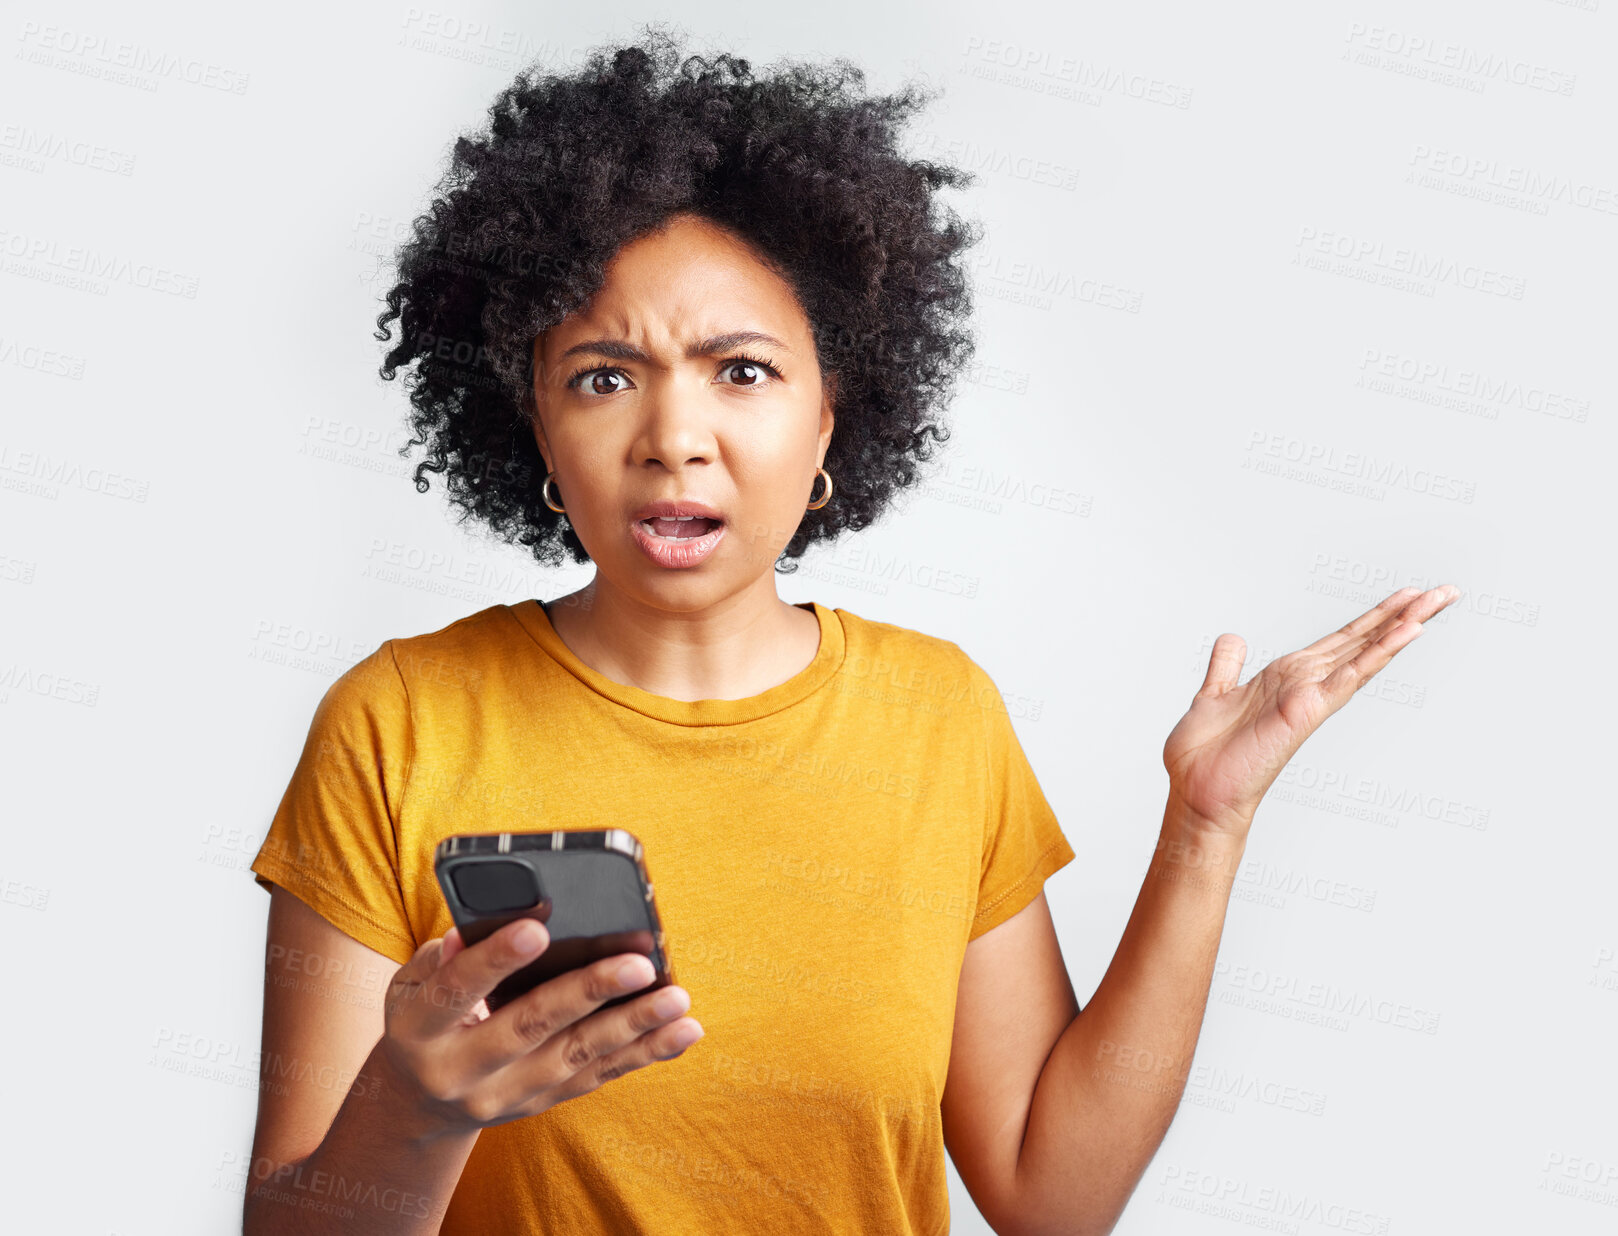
[[630, 499, 726, 540], [629, 507, 727, 568], [642, 516, 721, 538], [632, 499, 726, 521]]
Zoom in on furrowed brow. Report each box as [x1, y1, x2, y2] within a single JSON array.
[[559, 330, 792, 363], [686, 330, 792, 358]]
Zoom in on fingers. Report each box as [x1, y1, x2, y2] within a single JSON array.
[[1197, 633, 1247, 697], [459, 950, 670, 1076], [439, 925, 466, 966], [1322, 618, 1425, 698], [498, 980, 703, 1104], [1405, 583, 1460, 622], [1309, 586, 1423, 655], [381, 929, 699, 1135], [404, 918, 551, 1038], [1324, 584, 1460, 669]]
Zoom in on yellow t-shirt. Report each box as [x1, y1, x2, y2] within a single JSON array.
[[251, 599, 1073, 1235]]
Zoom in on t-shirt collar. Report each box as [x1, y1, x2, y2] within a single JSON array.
[[509, 599, 846, 726]]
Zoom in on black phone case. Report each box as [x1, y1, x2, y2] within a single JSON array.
[[433, 829, 673, 1013]]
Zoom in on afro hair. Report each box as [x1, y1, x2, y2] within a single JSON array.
[[374, 22, 983, 570]]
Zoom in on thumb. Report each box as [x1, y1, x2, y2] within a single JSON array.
[[438, 925, 465, 967], [1198, 633, 1247, 697]]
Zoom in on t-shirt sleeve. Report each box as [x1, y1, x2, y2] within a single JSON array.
[[963, 656, 1075, 941], [250, 640, 420, 966]]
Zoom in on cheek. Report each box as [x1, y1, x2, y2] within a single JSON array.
[[728, 439, 818, 552], [729, 414, 819, 479], [552, 433, 619, 496]]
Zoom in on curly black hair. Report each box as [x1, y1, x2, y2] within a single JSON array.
[[374, 22, 983, 570]]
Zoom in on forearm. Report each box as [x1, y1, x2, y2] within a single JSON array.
[[244, 1040, 481, 1235], [1011, 796, 1246, 1236]]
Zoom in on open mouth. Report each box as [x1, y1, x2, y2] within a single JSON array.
[[638, 516, 725, 542]]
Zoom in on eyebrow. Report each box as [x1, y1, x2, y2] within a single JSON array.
[[558, 330, 792, 364]]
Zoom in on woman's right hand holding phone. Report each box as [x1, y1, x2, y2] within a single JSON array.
[[375, 918, 703, 1138]]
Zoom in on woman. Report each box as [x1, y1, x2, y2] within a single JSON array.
[[244, 28, 1458, 1235]]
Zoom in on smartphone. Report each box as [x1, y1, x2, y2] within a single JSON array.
[[433, 829, 674, 1013]]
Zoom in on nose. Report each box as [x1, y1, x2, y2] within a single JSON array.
[[631, 372, 718, 470]]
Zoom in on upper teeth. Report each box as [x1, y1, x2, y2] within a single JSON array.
[[650, 515, 695, 521]]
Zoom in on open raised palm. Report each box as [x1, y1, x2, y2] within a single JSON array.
[[1164, 584, 1460, 836]]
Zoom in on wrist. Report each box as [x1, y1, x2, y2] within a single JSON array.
[[1165, 787, 1253, 845], [1155, 796, 1249, 888], [366, 1039, 479, 1151]]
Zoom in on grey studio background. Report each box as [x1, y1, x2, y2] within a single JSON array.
[[2, 0, 1613, 1232]]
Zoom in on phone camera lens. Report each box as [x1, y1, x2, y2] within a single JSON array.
[[452, 860, 542, 913]]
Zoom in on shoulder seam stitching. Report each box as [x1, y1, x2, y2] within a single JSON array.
[[971, 836, 1065, 929], [253, 857, 417, 957], [383, 638, 418, 952], [974, 653, 994, 875]]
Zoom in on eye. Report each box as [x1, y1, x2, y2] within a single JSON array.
[[561, 352, 784, 398], [717, 353, 783, 389], [564, 367, 631, 396]]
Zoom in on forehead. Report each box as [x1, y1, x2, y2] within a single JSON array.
[[548, 214, 809, 344]]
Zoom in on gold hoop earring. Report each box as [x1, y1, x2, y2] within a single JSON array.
[[542, 471, 566, 514], [807, 466, 834, 510]]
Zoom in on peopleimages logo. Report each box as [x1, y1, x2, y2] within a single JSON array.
[[1294, 226, 1526, 300], [961, 36, 1195, 109], [969, 251, 1145, 313], [16, 22, 252, 94], [1407, 145, 1618, 215], [0, 124, 137, 175], [1344, 23, 1576, 96], [1214, 961, 1442, 1034], [1243, 430, 1477, 504], [909, 129, 1080, 192], [0, 227, 200, 298], [1157, 1163, 1393, 1234]]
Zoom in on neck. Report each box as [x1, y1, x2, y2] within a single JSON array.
[[542, 575, 819, 702]]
